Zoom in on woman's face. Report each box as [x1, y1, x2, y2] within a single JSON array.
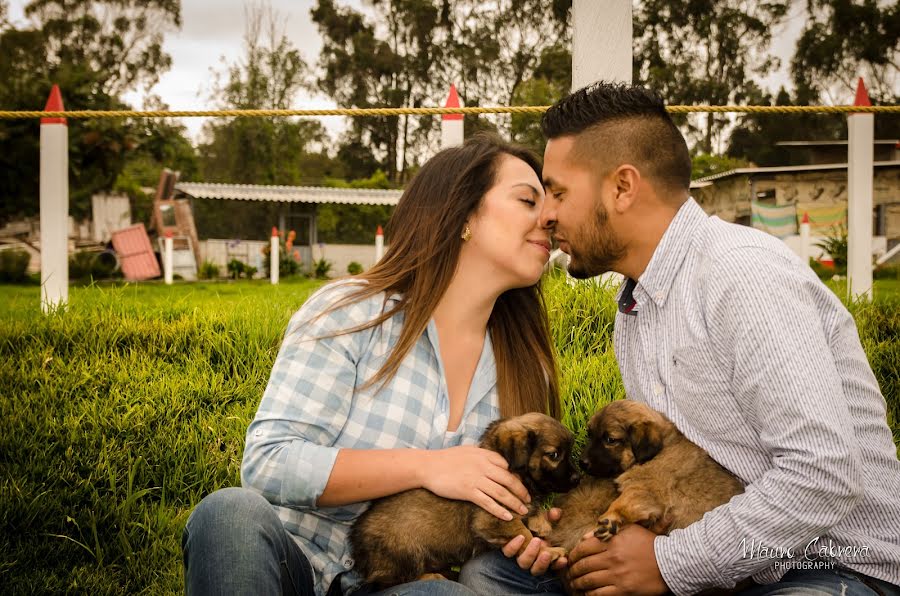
[[464, 154, 551, 289]]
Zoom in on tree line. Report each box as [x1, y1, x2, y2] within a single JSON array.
[[0, 0, 897, 239]]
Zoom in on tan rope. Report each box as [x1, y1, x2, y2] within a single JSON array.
[[0, 104, 898, 120]]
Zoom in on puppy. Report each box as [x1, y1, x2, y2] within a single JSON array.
[[349, 412, 582, 589], [581, 399, 744, 540]]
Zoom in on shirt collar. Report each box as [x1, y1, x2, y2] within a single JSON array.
[[636, 197, 707, 309]]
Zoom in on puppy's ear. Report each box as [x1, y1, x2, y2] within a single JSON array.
[[629, 420, 663, 463], [500, 427, 535, 471]]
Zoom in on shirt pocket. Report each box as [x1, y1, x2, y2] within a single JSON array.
[[670, 341, 743, 436]]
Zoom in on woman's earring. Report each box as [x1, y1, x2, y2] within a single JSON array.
[[461, 225, 472, 242]]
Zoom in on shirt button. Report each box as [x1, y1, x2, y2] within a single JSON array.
[[655, 292, 664, 301], [653, 384, 664, 396], [342, 557, 354, 569]]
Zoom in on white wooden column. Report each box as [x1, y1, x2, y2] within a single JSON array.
[[572, 0, 632, 88], [441, 84, 464, 149], [40, 84, 69, 312], [847, 78, 874, 300]]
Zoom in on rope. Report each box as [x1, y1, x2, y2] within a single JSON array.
[[0, 104, 898, 120]]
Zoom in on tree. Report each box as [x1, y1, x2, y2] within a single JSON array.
[[633, 0, 790, 154], [312, 0, 443, 183], [198, 2, 329, 186], [195, 2, 344, 240], [726, 86, 846, 166], [445, 0, 570, 139], [510, 43, 572, 155], [114, 96, 197, 227], [0, 0, 181, 224], [792, 0, 899, 105]]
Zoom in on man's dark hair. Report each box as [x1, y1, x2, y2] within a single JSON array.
[[541, 82, 692, 194]]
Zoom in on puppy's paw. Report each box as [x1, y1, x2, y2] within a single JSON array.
[[593, 517, 619, 541], [526, 511, 554, 538], [541, 546, 567, 563], [419, 573, 448, 582]]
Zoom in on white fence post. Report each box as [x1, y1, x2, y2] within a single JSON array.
[[375, 225, 384, 263], [847, 77, 874, 300], [163, 230, 174, 285], [441, 84, 464, 149], [799, 212, 811, 266], [569, 1, 632, 286], [270, 227, 280, 285], [40, 84, 69, 312], [572, 0, 632, 88]]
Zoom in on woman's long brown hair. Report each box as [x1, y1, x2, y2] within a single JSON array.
[[317, 133, 560, 419]]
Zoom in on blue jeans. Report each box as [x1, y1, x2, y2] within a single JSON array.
[[458, 551, 900, 596], [182, 487, 479, 596]]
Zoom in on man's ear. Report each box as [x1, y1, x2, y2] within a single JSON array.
[[611, 165, 641, 214]]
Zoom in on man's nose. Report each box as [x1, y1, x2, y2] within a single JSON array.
[[539, 201, 556, 230]]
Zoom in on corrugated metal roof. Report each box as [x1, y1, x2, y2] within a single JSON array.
[[111, 223, 160, 281], [175, 182, 403, 206], [693, 160, 900, 184], [775, 140, 899, 146]]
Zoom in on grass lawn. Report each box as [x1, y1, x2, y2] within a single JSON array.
[[0, 275, 897, 594]]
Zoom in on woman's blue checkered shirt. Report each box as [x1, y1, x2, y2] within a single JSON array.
[[241, 281, 501, 596]]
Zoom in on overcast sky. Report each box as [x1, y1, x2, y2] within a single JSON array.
[[8, 1, 806, 145]]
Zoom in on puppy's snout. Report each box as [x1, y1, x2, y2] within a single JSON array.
[[579, 456, 591, 472], [569, 470, 582, 486]]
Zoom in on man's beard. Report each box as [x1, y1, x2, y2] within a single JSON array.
[[565, 201, 627, 279]]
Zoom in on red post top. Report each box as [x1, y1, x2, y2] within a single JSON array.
[[164, 229, 173, 238], [41, 84, 67, 125], [272, 227, 279, 237], [443, 84, 462, 121], [801, 212, 810, 224], [376, 225, 383, 236], [853, 77, 871, 107]]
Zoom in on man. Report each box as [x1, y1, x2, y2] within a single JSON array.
[[486, 82, 900, 595]]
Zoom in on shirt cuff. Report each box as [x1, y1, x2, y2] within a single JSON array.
[[654, 524, 726, 596], [282, 439, 341, 507]]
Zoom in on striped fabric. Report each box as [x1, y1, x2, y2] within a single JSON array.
[[796, 202, 848, 235], [750, 201, 798, 238], [241, 280, 501, 596], [613, 198, 900, 595]]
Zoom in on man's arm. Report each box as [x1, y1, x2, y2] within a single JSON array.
[[654, 247, 864, 594]]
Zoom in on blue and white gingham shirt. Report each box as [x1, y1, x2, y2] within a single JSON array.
[[241, 280, 501, 596], [615, 198, 900, 594]]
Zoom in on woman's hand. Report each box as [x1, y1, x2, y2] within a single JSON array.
[[419, 445, 531, 520], [501, 508, 569, 576]]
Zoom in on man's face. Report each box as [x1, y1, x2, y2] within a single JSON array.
[[540, 136, 626, 278]]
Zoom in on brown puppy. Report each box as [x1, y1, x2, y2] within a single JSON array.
[[539, 476, 619, 553], [349, 412, 582, 589], [581, 399, 744, 540]]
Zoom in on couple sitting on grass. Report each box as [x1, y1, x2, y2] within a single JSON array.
[[182, 82, 900, 596]]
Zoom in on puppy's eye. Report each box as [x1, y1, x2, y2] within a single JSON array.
[[604, 435, 619, 445], [546, 451, 560, 461]]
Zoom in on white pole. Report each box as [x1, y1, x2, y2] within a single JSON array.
[[270, 227, 280, 285], [572, 0, 632, 88], [848, 77, 874, 300], [375, 225, 384, 262], [571, 1, 632, 286], [441, 84, 464, 149], [40, 84, 69, 313], [799, 212, 811, 266], [163, 230, 174, 285]]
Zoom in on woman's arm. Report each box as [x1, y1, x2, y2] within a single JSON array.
[[242, 282, 530, 519], [318, 445, 532, 521]]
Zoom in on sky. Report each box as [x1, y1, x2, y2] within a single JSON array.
[[7, 0, 807, 146]]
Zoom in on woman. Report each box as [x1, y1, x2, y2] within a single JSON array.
[[182, 134, 566, 596]]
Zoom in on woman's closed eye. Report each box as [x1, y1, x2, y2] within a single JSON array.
[[519, 197, 536, 206]]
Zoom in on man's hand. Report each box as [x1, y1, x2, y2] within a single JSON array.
[[568, 524, 668, 596], [501, 508, 568, 575]]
